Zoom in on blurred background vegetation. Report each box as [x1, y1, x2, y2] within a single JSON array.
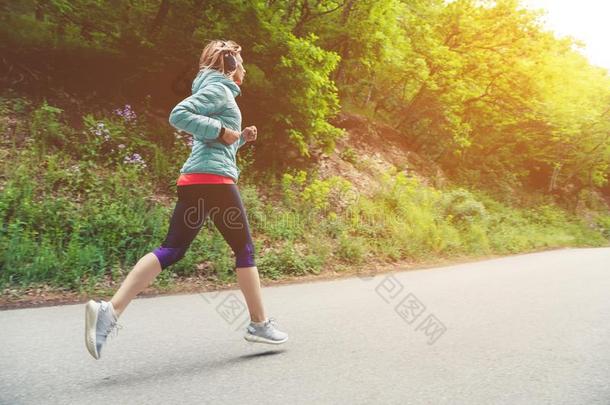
[[1, 0, 609, 295]]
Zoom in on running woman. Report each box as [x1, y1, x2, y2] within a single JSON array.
[[85, 39, 288, 360]]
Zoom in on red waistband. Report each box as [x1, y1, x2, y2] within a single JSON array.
[[176, 173, 235, 185]]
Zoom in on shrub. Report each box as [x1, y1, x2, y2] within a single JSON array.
[[439, 188, 488, 226], [336, 232, 367, 264], [340, 146, 357, 164], [30, 101, 68, 156]]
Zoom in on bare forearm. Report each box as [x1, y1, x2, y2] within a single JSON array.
[[219, 127, 242, 145], [223, 128, 241, 139]]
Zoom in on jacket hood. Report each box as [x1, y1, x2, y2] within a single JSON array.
[[192, 68, 241, 98]]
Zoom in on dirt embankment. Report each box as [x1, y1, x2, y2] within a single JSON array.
[[318, 112, 447, 196]]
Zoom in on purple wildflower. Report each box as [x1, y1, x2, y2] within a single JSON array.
[[123, 152, 147, 168], [92, 121, 111, 139], [114, 104, 137, 123]]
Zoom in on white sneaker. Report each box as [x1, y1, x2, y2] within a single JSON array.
[[85, 299, 123, 359], [244, 317, 289, 345]]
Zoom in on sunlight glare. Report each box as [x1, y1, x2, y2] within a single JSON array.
[[521, 0, 610, 71]]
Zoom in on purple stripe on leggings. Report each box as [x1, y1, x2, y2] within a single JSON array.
[[152, 246, 186, 269]]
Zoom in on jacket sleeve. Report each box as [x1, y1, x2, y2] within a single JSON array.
[[168, 83, 227, 142], [237, 132, 247, 149]]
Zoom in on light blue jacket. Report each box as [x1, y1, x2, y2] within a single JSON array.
[[169, 68, 246, 183]]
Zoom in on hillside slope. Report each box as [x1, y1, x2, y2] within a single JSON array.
[[2, 101, 609, 310], [318, 112, 447, 196]]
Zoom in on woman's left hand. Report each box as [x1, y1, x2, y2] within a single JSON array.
[[243, 125, 257, 142]]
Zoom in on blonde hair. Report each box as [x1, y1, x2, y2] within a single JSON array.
[[198, 39, 242, 77]]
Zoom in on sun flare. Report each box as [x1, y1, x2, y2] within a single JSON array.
[[521, 0, 610, 71]]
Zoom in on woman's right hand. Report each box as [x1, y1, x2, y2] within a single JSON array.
[[242, 126, 257, 142]]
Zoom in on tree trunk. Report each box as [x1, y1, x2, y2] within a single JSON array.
[[148, 0, 171, 39], [283, 0, 298, 24], [363, 71, 376, 108], [35, 0, 46, 21], [331, 0, 357, 83]]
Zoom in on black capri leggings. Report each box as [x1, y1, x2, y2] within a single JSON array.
[[152, 184, 256, 270]]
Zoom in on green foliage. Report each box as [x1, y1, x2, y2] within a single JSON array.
[[0, 99, 228, 289], [2, 0, 610, 294], [281, 169, 356, 215], [281, 169, 308, 207], [258, 241, 323, 279], [336, 232, 367, 265], [439, 188, 489, 227], [595, 214, 610, 239], [1, 111, 607, 292], [340, 146, 357, 164], [2, 0, 608, 201], [0, 148, 167, 290], [30, 101, 67, 157], [273, 32, 346, 156], [341, 168, 608, 261]]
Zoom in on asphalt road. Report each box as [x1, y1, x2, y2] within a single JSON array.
[[1, 247, 609, 405]]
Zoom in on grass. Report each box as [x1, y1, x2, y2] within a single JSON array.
[[1, 96, 609, 297]]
